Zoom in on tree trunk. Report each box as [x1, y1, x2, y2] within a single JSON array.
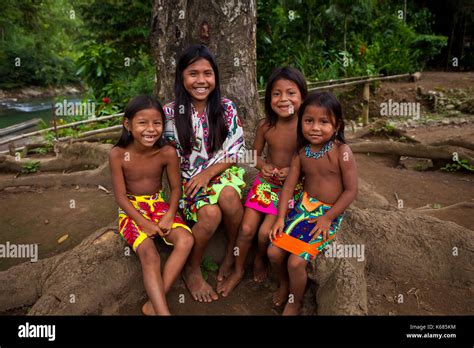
[[150, 0, 260, 135]]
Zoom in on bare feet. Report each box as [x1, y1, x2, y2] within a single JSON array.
[[216, 270, 244, 297], [183, 265, 219, 303], [282, 302, 302, 315], [272, 282, 289, 307], [252, 256, 268, 282], [141, 300, 155, 316], [217, 254, 234, 283]]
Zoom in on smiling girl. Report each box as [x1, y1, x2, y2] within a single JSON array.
[[269, 91, 358, 315], [163, 45, 246, 303], [109, 95, 194, 315]]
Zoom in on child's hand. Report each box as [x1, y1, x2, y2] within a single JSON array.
[[269, 217, 285, 241], [276, 167, 290, 181], [308, 215, 332, 242], [185, 171, 211, 198], [261, 164, 276, 180], [141, 220, 165, 238], [158, 212, 174, 236]]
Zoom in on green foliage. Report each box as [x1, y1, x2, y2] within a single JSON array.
[[21, 160, 40, 174], [30, 147, 50, 155], [256, 0, 448, 84], [440, 159, 474, 173], [370, 122, 396, 135], [74, 0, 154, 109], [0, 0, 81, 88], [200, 256, 219, 281]]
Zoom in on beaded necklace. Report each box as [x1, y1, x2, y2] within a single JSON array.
[[304, 140, 334, 159]]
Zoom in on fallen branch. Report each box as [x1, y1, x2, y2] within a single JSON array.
[[428, 138, 474, 151], [415, 201, 474, 212], [350, 141, 474, 163]]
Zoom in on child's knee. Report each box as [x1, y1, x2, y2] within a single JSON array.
[[138, 244, 161, 266], [267, 245, 283, 262], [287, 255, 306, 272], [239, 222, 256, 241], [198, 205, 222, 229], [218, 187, 241, 212], [257, 223, 272, 241], [175, 231, 194, 250]]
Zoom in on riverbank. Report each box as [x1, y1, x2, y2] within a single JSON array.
[[0, 84, 84, 102]]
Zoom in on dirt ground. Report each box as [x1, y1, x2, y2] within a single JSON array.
[[0, 187, 117, 272], [0, 72, 472, 315]]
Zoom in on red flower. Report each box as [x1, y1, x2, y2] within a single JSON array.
[[360, 44, 366, 56], [102, 97, 110, 104]]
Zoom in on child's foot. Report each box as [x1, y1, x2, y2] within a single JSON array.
[[272, 282, 289, 307], [252, 256, 268, 282], [217, 253, 234, 284], [183, 265, 219, 303], [216, 269, 244, 297], [282, 302, 302, 316], [141, 300, 155, 316]]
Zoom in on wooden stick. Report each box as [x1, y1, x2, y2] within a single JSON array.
[[350, 141, 474, 163], [0, 113, 124, 145], [258, 73, 411, 100], [257, 74, 384, 95], [57, 125, 123, 142], [0, 126, 123, 154], [362, 82, 370, 126]]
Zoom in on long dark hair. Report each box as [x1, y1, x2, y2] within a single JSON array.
[[173, 44, 227, 155], [115, 95, 165, 148], [264, 67, 308, 127], [297, 91, 346, 150]]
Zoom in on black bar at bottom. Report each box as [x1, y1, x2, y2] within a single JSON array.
[[0, 315, 471, 346]]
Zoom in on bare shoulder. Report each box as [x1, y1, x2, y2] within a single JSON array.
[[335, 141, 353, 157], [256, 118, 271, 137], [160, 144, 179, 160], [256, 118, 270, 131], [109, 146, 125, 161]]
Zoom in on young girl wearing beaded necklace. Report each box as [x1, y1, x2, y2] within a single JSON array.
[[269, 91, 358, 315]]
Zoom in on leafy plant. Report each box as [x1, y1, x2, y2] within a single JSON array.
[[30, 147, 50, 155], [371, 122, 396, 135], [21, 160, 40, 174], [200, 256, 219, 281], [440, 159, 474, 173]]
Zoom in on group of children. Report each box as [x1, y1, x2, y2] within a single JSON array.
[[109, 44, 358, 316]]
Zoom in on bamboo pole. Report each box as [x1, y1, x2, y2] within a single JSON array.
[[0, 125, 124, 155], [306, 74, 383, 86], [257, 74, 383, 95], [0, 113, 124, 145], [307, 73, 411, 92], [57, 125, 123, 142], [258, 73, 411, 100]]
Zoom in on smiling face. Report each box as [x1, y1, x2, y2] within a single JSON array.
[[270, 79, 302, 119], [124, 108, 163, 149], [182, 58, 216, 107], [301, 105, 338, 148]]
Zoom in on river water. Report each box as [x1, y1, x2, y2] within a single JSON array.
[[0, 96, 82, 129]]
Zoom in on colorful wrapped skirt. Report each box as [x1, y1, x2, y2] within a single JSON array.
[[118, 191, 191, 252], [272, 191, 343, 261], [180, 166, 246, 222]]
